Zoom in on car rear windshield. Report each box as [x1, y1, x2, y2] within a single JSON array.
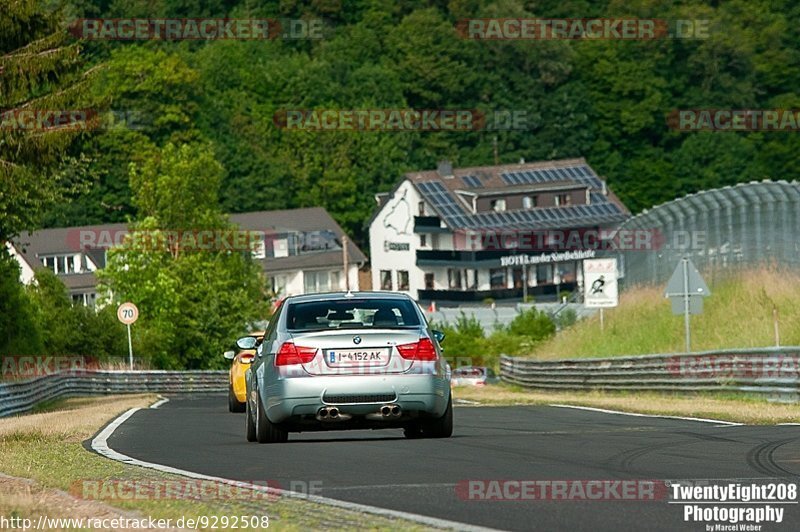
[[286, 299, 422, 331]]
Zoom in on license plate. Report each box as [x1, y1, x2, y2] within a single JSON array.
[[326, 348, 389, 366]]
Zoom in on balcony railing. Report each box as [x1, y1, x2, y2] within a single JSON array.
[[418, 282, 577, 303]]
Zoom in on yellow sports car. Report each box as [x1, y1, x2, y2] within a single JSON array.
[[224, 331, 264, 412]]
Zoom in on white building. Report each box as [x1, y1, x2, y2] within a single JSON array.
[[10, 207, 365, 305], [368, 158, 629, 303]]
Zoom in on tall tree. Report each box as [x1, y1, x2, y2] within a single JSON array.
[[0, 0, 98, 242], [99, 143, 268, 368]]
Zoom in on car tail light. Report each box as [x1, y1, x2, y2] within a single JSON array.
[[396, 338, 438, 361], [275, 342, 317, 366], [239, 353, 255, 364]]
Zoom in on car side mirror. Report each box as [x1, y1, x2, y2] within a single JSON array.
[[432, 330, 445, 343], [223, 350, 235, 360], [236, 336, 257, 350]]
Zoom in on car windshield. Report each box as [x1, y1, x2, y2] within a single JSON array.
[[286, 298, 422, 331]]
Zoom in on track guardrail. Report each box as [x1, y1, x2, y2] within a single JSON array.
[[0, 370, 228, 418], [500, 347, 800, 402]]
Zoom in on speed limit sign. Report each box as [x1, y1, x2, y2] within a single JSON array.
[[117, 302, 139, 325], [117, 302, 138, 370]]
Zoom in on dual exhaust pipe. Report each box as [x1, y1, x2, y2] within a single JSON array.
[[317, 406, 342, 420], [317, 404, 402, 421], [380, 404, 402, 418]]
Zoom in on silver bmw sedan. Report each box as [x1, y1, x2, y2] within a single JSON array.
[[242, 291, 452, 443]]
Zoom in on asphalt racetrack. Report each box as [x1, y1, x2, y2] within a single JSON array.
[[103, 396, 800, 531]]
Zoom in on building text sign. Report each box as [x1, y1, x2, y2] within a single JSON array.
[[499, 249, 595, 267]]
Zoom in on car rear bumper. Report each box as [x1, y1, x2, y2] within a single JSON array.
[[262, 373, 450, 426]]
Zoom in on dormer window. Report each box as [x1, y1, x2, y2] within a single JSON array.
[[41, 254, 81, 275], [522, 196, 537, 209], [490, 199, 507, 212], [555, 194, 571, 206]]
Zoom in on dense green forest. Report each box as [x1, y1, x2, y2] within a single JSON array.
[[46, 0, 800, 246], [3, 0, 799, 367]]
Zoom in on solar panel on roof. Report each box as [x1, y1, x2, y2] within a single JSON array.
[[462, 175, 482, 188]]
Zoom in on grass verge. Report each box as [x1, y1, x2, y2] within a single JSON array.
[[530, 267, 800, 359], [453, 383, 800, 425], [0, 395, 429, 531]]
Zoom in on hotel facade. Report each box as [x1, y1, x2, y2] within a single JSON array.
[[368, 158, 630, 303]]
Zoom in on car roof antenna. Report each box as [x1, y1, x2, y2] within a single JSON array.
[[345, 289, 354, 298]]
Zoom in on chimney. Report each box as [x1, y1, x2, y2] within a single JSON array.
[[519, 157, 525, 164], [601, 180, 608, 196], [437, 160, 453, 178]]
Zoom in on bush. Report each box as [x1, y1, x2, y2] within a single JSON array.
[[0, 252, 43, 355], [26, 269, 128, 360], [507, 307, 556, 342], [554, 308, 578, 329]]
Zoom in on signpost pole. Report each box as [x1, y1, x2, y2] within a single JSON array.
[[682, 257, 691, 353], [600, 308, 604, 331], [342, 235, 350, 291], [127, 323, 134, 370], [117, 302, 139, 370]]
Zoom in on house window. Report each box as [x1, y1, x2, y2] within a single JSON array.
[[424, 273, 434, 290], [537, 263, 553, 284], [555, 194, 571, 206], [270, 274, 287, 295], [70, 292, 96, 307], [380, 270, 393, 291], [448, 269, 463, 290], [466, 269, 478, 290], [330, 271, 341, 290], [418, 201, 425, 216], [304, 271, 333, 293], [251, 238, 266, 259], [490, 199, 507, 212], [397, 270, 409, 291], [522, 196, 537, 209], [420, 234, 427, 247], [41, 254, 80, 274], [489, 268, 506, 289], [273, 238, 289, 258]]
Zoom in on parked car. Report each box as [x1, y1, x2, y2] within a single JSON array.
[[450, 366, 499, 387], [224, 331, 265, 412], [243, 292, 452, 443]]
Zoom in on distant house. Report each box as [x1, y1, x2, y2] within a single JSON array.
[[368, 158, 630, 303], [9, 207, 366, 306]]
